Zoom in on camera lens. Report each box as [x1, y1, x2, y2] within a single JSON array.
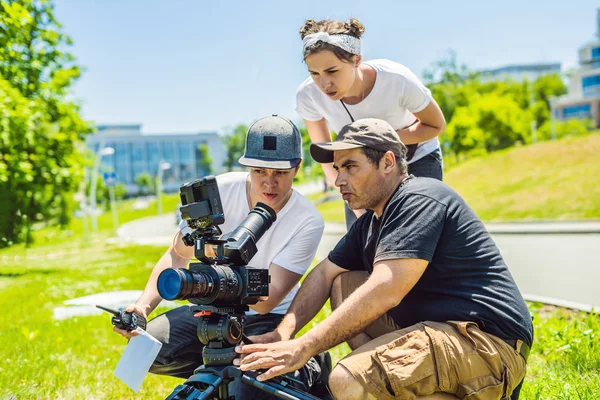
[[227, 202, 276, 244], [157, 268, 211, 300]]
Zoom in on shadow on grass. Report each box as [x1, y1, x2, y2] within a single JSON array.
[[0, 269, 58, 278]]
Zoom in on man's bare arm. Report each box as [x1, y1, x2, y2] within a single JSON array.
[[301, 258, 428, 354], [275, 257, 348, 340], [236, 258, 429, 381], [135, 230, 193, 316]]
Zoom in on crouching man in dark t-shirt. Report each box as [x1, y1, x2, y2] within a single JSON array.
[[236, 118, 533, 400]]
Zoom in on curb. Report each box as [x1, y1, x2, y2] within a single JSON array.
[[485, 221, 600, 235]]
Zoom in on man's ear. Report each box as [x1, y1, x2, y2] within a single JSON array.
[[382, 152, 396, 173]]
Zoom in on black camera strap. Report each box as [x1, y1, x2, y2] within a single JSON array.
[[340, 100, 355, 122], [340, 100, 419, 162]]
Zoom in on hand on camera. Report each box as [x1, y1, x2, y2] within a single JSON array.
[[113, 304, 147, 339], [234, 338, 312, 381]]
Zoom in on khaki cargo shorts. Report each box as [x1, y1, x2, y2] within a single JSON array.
[[337, 271, 527, 399]]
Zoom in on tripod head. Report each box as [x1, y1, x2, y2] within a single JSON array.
[[191, 304, 249, 366]]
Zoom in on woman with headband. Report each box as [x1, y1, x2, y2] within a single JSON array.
[[296, 18, 446, 228]]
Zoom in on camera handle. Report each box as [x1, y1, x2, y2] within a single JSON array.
[[194, 235, 228, 265]]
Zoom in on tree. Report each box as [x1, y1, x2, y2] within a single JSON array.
[[423, 52, 576, 160], [222, 124, 247, 171], [0, 0, 92, 247], [196, 143, 213, 176], [135, 173, 152, 195]]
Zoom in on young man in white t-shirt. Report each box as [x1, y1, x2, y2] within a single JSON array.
[[113, 115, 326, 398]]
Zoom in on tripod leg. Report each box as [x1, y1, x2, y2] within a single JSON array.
[[241, 374, 322, 400]]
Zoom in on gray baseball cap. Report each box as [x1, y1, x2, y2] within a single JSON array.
[[310, 118, 407, 163], [238, 115, 303, 169]]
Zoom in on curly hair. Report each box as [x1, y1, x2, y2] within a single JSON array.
[[299, 18, 365, 62]]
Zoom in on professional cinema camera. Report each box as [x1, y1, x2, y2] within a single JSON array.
[[156, 176, 321, 400]]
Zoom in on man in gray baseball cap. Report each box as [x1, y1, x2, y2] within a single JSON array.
[[114, 115, 330, 399], [238, 115, 303, 169], [237, 117, 532, 399]]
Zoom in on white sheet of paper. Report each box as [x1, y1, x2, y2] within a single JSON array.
[[114, 328, 162, 393]]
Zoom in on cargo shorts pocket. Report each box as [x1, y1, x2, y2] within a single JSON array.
[[372, 324, 439, 398], [456, 368, 508, 399]]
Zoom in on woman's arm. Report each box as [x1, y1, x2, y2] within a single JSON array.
[[396, 98, 446, 145], [305, 119, 337, 186], [305, 118, 366, 218]]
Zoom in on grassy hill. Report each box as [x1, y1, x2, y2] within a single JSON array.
[[445, 133, 600, 221], [317, 133, 600, 222]]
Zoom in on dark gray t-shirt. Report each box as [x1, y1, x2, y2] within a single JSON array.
[[329, 176, 533, 346]]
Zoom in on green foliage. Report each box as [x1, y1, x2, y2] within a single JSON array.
[[446, 92, 531, 155], [196, 143, 213, 175], [0, 0, 92, 248], [537, 118, 594, 142], [222, 124, 247, 171], [134, 172, 152, 195], [424, 52, 571, 160]]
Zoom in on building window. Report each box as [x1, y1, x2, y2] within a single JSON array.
[[163, 142, 178, 182], [582, 74, 600, 97], [178, 142, 194, 182], [115, 143, 132, 184], [147, 142, 161, 175], [592, 47, 600, 60], [562, 104, 591, 119], [131, 142, 147, 180]]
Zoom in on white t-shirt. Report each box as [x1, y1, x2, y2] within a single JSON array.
[[179, 172, 324, 315], [296, 59, 440, 163]]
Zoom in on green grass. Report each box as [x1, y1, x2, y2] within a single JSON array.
[[445, 133, 600, 221], [521, 304, 600, 398], [1, 237, 598, 399], [0, 241, 182, 399], [316, 133, 600, 222]]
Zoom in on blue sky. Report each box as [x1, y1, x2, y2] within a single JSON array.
[[54, 0, 598, 134]]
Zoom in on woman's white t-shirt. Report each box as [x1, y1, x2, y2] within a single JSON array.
[[296, 59, 439, 163], [179, 172, 324, 315]]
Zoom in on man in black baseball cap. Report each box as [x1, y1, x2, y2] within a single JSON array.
[[237, 118, 533, 400]]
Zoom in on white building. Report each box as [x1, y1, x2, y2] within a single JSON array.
[[86, 124, 226, 194], [554, 9, 600, 128], [480, 62, 561, 83]]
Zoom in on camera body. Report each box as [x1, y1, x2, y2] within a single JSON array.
[[157, 174, 275, 307], [186, 263, 269, 306]]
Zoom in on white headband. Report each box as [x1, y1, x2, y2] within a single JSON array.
[[302, 32, 361, 55]]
